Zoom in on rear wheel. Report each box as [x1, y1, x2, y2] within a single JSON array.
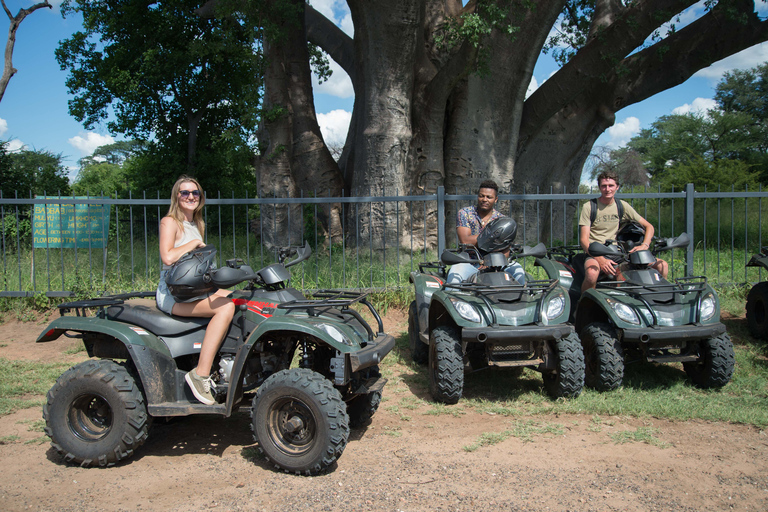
[[542, 332, 585, 398], [428, 325, 464, 404], [44, 359, 152, 467], [683, 333, 735, 389], [408, 301, 428, 364], [252, 368, 349, 475], [580, 322, 624, 391], [746, 282, 768, 340]]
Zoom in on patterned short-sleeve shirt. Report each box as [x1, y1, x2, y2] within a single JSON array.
[[457, 206, 503, 235]]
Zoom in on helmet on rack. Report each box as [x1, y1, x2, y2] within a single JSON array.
[[165, 245, 217, 302], [476, 217, 517, 254]]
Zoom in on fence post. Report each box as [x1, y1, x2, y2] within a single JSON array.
[[685, 183, 695, 276], [437, 185, 446, 256]]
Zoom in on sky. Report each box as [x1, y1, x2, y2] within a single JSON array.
[[1, 0, 767, 183]]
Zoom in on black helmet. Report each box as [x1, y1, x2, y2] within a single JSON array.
[[477, 217, 517, 254], [616, 221, 645, 249], [166, 245, 217, 302]]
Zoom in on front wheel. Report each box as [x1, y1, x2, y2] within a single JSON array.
[[683, 333, 735, 389], [542, 332, 585, 399], [746, 282, 768, 340], [428, 325, 464, 404], [252, 368, 349, 475], [408, 301, 428, 364], [580, 322, 624, 391], [346, 366, 382, 428], [43, 359, 152, 467]]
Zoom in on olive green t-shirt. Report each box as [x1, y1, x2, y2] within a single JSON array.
[[578, 199, 644, 244]]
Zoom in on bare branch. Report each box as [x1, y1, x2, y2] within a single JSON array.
[[1, 1, 52, 103]]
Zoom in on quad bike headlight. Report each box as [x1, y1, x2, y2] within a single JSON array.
[[606, 297, 640, 325], [316, 323, 353, 346], [700, 293, 717, 321], [544, 292, 566, 321], [449, 297, 482, 323]]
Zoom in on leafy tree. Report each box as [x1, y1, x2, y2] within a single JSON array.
[[0, 0, 52, 102], [0, 144, 70, 198], [56, 0, 263, 177], [588, 147, 649, 189]]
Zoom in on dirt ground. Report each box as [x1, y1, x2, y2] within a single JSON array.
[[0, 311, 766, 512]]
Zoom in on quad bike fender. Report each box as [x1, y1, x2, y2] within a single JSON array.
[[536, 257, 576, 292], [747, 253, 768, 270], [245, 317, 393, 361], [37, 315, 179, 406], [428, 292, 483, 330], [410, 271, 444, 308], [410, 271, 444, 342]]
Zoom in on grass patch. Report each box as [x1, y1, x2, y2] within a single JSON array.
[[610, 426, 671, 449], [463, 419, 566, 452], [0, 358, 72, 416]]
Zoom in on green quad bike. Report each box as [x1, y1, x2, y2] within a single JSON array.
[[37, 243, 395, 475], [543, 233, 734, 391], [746, 246, 768, 339], [408, 219, 584, 404]]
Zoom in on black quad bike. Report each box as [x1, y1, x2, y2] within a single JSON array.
[[746, 246, 768, 339], [543, 233, 734, 391], [37, 243, 395, 475], [408, 232, 584, 404]]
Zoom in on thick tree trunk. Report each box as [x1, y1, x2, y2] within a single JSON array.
[[256, 0, 343, 248]]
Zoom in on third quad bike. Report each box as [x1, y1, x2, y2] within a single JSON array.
[[37, 243, 394, 475], [746, 246, 768, 339], [408, 218, 584, 404], [543, 233, 734, 391]]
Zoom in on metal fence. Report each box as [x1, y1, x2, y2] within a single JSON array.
[[1, 184, 767, 297]]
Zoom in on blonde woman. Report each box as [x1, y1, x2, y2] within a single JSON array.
[[156, 175, 235, 405]]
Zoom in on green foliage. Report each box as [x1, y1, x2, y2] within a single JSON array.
[[0, 143, 71, 198], [57, 0, 264, 175], [656, 155, 760, 191]]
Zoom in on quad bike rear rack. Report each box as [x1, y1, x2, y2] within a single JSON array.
[[278, 289, 384, 340], [56, 291, 156, 317], [443, 278, 559, 327]]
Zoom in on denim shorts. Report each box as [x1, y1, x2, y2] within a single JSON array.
[[156, 270, 176, 315]]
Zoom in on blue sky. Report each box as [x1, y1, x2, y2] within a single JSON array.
[[1, 0, 767, 182]]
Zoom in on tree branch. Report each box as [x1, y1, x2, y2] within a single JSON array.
[[613, 0, 768, 111], [305, 4, 355, 82], [1, 0, 52, 103], [521, 0, 697, 137]]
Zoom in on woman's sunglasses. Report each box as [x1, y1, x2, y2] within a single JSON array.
[[179, 190, 201, 198]]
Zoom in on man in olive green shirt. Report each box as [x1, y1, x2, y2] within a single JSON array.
[[578, 171, 668, 292]]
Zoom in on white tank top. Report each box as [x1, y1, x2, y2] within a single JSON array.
[[162, 220, 203, 270]]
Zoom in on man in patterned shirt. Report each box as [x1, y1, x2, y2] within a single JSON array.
[[447, 179, 525, 283]]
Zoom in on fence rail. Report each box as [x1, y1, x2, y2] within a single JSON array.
[[1, 184, 767, 298]]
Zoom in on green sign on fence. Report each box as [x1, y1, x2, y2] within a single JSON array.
[[33, 197, 111, 249]]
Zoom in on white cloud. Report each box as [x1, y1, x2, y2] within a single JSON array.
[[313, 58, 354, 98], [672, 97, 717, 116], [68, 132, 115, 156], [317, 109, 351, 147], [0, 117, 7, 137], [694, 42, 768, 81], [7, 139, 25, 152], [605, 116, 641, 148], [308, 0, 353, 36]]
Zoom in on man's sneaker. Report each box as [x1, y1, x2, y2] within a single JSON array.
[[185, 368, 216, 405]]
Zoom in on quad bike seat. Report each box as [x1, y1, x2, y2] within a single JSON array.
[[107, 299, 210, 336]]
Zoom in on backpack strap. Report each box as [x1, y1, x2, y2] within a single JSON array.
[[590, 198, 625, 225]]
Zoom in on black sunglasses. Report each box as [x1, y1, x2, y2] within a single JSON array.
[[179, 190, 201, 198]]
